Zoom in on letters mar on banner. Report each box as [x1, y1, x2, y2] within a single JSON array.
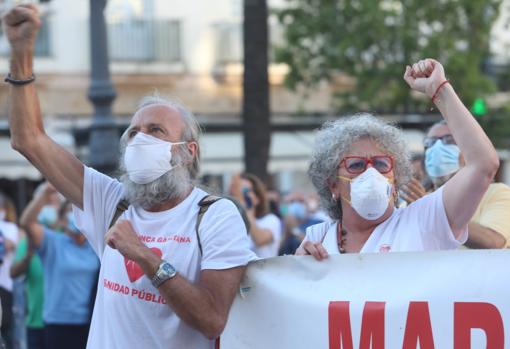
[[221, 251, 510, 349]]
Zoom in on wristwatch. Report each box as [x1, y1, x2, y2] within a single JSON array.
[[151, 260, 177, 288]]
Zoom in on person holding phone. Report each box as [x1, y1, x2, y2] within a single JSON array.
[[230, 174, 283, 258]]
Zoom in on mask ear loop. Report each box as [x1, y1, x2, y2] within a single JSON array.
[[169, 142, 190, 167], [336, 175, 353, 206]]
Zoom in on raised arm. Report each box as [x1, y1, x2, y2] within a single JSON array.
[[19, 182, 57, 248], [404, 59, 499, 237], [3, 5, 84, 208]]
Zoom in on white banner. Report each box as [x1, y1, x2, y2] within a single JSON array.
[[221, 251, 510, 349]]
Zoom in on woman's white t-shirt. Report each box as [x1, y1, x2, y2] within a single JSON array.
[[304, 187, 467, 254], [250, 213, 283, 259]]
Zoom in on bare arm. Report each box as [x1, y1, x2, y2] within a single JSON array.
[[404, 59, 499, 237], [19, 183, 57, 248], [3, 5, 84, 208], [105, 220, 247, 339], [138, 247, 244, 339], [465, 222, 506, 249], [10, 250, 32, 278], [246, 213, 274, 246]]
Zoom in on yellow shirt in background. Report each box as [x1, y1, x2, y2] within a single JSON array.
[[470, 183, 510, 248]]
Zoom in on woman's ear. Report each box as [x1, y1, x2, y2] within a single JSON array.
[[327, 177, 339, 194]]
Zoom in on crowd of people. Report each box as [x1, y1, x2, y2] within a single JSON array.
[[0, 4, 509, 349]]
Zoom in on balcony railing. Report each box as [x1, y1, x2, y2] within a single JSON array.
[[107, 19, 181, 63], [213, 22, 283, 65]]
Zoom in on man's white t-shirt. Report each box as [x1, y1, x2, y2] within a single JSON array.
[[304, 187, 468, 254], [0, 220, 18, 291], [73, 167, 257, 349], [250, 213, 282, 259]]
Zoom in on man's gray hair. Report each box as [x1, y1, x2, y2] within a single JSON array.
[[308, 113, 412, 220]]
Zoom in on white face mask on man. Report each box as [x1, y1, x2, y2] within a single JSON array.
[[338, 167, 393, 220], [124, 132, 186, 185]]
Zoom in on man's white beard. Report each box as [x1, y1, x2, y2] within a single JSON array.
[[120, 164, 193, 209]]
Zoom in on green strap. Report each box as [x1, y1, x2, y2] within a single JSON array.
[[195, 195, 222, 255]]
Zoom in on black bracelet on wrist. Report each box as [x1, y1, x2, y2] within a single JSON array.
[[4, 73, 36, 85]]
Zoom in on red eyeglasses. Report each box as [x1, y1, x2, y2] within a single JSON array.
[[339, 155, 394, 175]]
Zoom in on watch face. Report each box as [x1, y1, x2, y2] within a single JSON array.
[[162, 263, 173, 274], [160, 262, 176, 277]]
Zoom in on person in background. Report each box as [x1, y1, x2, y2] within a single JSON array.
[[306, 192, 329, 223], [279, 193, 325, 255], [401, 120, 510, 249], [0, 193, 20, 349], [10, 234, 45, 349], [20, 183, 100, 349], [10, 184, 55, 349], [266, 190, 282, 219], [230, 174, 283, 258]]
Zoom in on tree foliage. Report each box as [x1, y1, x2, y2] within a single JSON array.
[[275, 0, 501, 113]]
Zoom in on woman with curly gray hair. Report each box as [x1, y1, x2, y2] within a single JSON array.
[[297, 58, 499, 259]]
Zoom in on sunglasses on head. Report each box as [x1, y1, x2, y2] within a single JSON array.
[[339, 155, 393, 175], [423, 135, 456, 149]]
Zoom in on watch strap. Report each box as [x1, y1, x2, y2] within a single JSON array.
[[151, 261, 177, 288]]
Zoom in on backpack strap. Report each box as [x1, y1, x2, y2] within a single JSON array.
[[196, 195, 223, 255], [109, 199, 130, 229]]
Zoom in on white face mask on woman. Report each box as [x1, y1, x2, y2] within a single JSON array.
[[124, 132, 186, 185], [338, 167, 393, 220]]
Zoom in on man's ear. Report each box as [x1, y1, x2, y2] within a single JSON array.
[[187, 141, 198, 158]]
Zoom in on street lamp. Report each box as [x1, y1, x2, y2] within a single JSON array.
[[87, 0, 119, 175]]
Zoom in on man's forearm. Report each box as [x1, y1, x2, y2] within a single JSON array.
[[465, 222, 506, 249], [136, 248, 235, 339]]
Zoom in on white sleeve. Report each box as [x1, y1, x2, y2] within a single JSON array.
[[303, 222, 330, 243], [257, 214, 282, 245], [406, 186, 468, 250], [72, 166, 124, 258], [3, 223, 18, 245], [198, 199, 258, 270]]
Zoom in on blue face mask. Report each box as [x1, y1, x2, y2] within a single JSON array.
[[287, 202, 307, 220], [37, 206, 58, 227], [67, 212, 81, 234], [424, 140, 460, 178]]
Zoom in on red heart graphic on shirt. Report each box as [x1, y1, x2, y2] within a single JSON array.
[[124, 247, 162, 283]]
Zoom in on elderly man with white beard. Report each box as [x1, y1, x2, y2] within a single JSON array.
[[3, 5, 257, 349]]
